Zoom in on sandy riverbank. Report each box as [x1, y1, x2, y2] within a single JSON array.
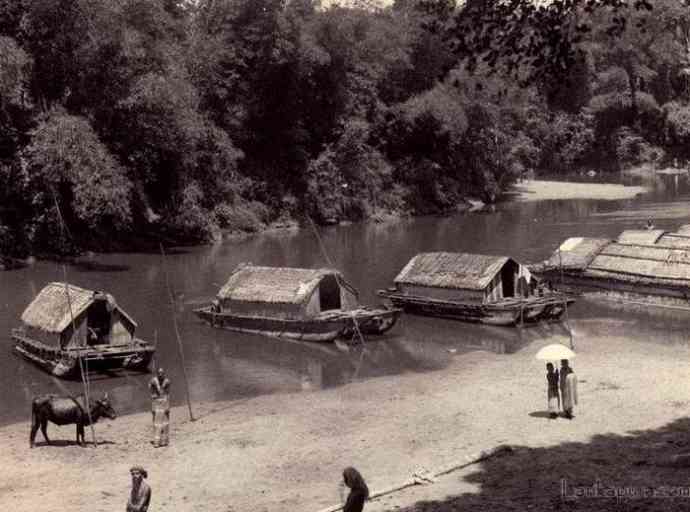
[[2, 312, 690, 512], [511, 180, 647, 201]]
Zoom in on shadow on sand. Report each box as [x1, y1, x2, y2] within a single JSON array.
[[528, 411, 554, 419], [31, 439, 117, 448], [387, 417, 690, 511]]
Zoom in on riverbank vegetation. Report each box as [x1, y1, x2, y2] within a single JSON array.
[[1, 0, 689, 256]]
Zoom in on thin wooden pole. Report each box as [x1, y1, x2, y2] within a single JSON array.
[[558, 247, 574, 351], [62, 277, 97, 447], [306, 215, 366, 346], [52, 190, 97, 446], [160, 244, 195, 422], [306, 215, 335, 268]]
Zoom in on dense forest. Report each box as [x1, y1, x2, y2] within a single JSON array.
[[1, 0, 690, 257]]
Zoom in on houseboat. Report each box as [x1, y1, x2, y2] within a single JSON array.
[[376, 252, 575, 326], [12, 282, 155, 378], [530, 234, 690, 308], [194, 263, 401, 342]]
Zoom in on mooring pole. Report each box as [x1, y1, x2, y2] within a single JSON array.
[[62, 277, 98, 447], [558, 247, 574, 350], [160, 244, 195, 421], [53, 191, 97, 447]]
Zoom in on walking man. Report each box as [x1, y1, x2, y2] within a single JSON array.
[[127, 465, 151, 512], [559, 359, 578, 419], [149, 367, 171, 447]]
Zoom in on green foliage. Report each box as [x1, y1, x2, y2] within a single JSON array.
[[614, 126, 665, 166], [306, 119, 395, 221], [532, 112, 595, 174], [664, 101, 690, 150], [2, 0, 690, 259], [23, 110, 132, 233], [0, 36, 32, 159], [213, 200, 268, 233]]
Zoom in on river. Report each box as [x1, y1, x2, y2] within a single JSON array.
[[2, 172, 690, 426]]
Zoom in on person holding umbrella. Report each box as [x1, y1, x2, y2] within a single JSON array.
[[560, 359, 578, 419], [535, 343, 576, 419]]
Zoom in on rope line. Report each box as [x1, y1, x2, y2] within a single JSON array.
[[315, 445, 514, 512], [305, 215, 366, 346]]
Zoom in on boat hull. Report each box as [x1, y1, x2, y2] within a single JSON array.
[[377, 291, 575, 327], [194, 306, 401, 342], [531, 269, 690, 310], [12, 331, 155, 379]]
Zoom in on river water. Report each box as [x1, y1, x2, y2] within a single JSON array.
[[2, 173, 690, 426]]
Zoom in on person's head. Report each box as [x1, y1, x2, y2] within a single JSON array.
[[561, 359, 569, 368], [546, 362, 554, 373], [130, 465, 147, 485], [157, 368, 165, 378], [343, 467, 369, 498]]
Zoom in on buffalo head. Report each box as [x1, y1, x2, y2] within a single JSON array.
[[95, 393, 117, 420]]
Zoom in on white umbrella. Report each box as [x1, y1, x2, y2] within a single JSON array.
[[535, 343, 576, 361]]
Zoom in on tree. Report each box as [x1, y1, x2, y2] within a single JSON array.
[[450, 0, 655, 85], [0, 36, 32, 160], [22, 109, 133, 249]]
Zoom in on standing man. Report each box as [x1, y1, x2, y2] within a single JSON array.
[[149, 367, 171, 447], [127, 466, 151, 512], [559, 359, 578, 419]]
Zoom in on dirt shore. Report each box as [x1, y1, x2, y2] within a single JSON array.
[[2, 314, 690, 512]]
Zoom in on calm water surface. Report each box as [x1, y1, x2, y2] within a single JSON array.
[[2, 173, 690, 425]]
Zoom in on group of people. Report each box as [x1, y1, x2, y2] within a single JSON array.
[[139, 363, 577, 510], [546, 359, 578, 419], [130, 368, 371, 511], [125, 465, 370, 512], [137, 361, 579, 510]]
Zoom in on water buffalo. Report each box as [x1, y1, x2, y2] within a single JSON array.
[[30, 393, 117, 448]]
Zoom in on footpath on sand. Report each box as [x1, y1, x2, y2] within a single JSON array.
[[2, 319, 690, 512]]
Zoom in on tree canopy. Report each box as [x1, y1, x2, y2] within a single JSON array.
[[0, 0, 689, 256]]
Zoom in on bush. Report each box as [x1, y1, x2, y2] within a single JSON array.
[[614, 127, 665, 167], [213, 201, 266, 233], [306, 119, 395, 222], [533, 112, 595, 174], [167, 182, 217, 242]]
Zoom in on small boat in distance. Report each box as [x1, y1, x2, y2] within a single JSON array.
[[377, 252, 576, 326], [194, 263, 401, 342], [12, 282, 155, 378]]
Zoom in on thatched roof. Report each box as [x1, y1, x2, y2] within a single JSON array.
[[21, 282, 134, 334], [657, 233, 690, 249], [586, 243, 690, 284], [617, 229, 664, 245], [540, 238, 611, 271], [393, 252, 512, 290], [217, 264, 342, 304]]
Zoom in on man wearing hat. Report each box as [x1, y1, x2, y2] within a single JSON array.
[[127, 465, 151, 512]]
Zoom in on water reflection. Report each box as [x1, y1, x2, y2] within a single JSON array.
[[2, 183, 690, 425]]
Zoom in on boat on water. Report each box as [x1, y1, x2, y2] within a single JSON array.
[[530, 228, 690, 309], [194, 263, 401, 342], [377, 252, 576, 326], [12, 282, 155, 378]]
